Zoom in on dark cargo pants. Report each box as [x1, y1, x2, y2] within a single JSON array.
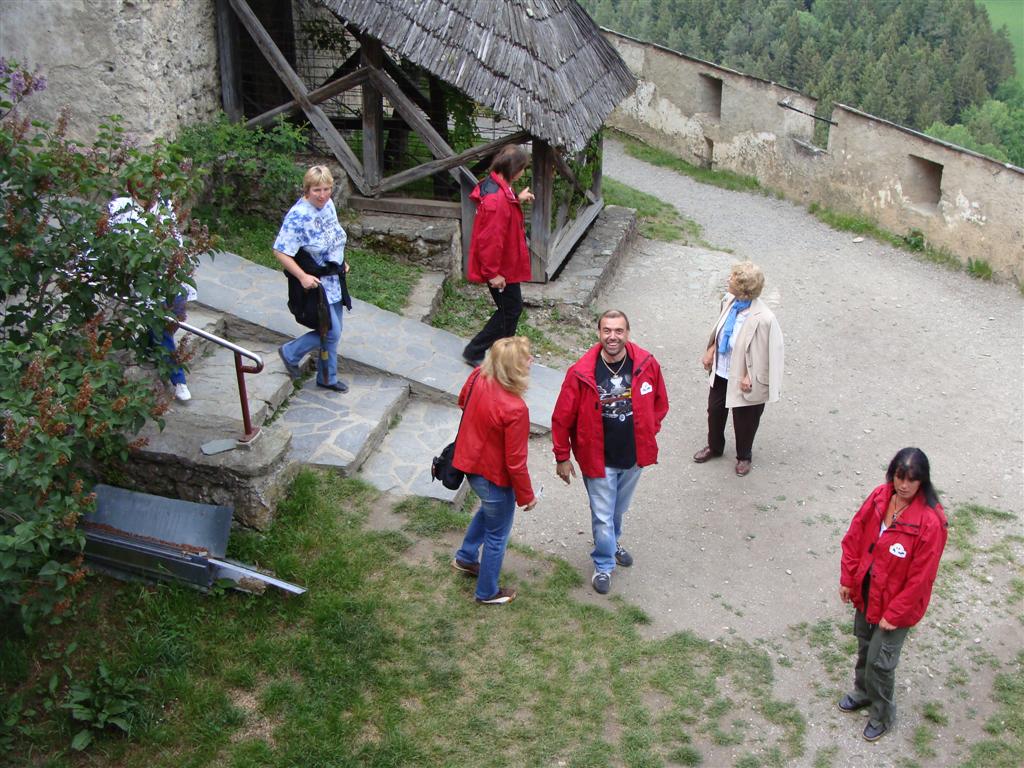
[[846, 609, 910, 729]]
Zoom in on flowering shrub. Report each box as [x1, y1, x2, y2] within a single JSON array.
[[0, 59, 208, 632]]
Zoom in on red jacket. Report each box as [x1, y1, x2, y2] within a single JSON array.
[[452, 369, 535, 506], [551, 342, 669, 478], [466, 172, 532, 284], [840, 483, 948, 627]]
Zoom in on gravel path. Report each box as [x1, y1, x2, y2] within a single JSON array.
[[518, 139, 1023, 766]]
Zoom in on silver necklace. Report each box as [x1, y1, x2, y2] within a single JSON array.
[[602, 355, 626, 387]]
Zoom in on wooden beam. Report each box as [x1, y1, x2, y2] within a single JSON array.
[[215, 0, 242, 121], [377, 130, 530, 195], [227, 0, 368, 193], [366, 68, 476, 188], [361, 37, 384, 189], [530, 139, 555, 282], [549, 198, 604, 277], [382, 55, 433, 115], [348, 196, 462, 219], [460, 174, 478, 272], [245, 67, 369, 128]]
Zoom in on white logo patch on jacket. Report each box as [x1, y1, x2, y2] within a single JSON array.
[[889, 542, 907, 558], [640, 382, 653, 395]]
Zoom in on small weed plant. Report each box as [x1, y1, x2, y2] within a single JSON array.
[[62, 661, 148, 750], [967, 258, 994, 280]]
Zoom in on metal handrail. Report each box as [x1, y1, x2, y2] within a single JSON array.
[[175, 319, 264, 443]]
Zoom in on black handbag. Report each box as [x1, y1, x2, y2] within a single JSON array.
[[431, 370, 481, 490]]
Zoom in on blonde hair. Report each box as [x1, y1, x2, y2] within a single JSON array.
[[303, 165, 334, 194], [481, 337, 531, 397], [730, 261, 765, 300]]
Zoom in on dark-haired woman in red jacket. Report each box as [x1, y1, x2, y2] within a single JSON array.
[[838, 447, 948, 742], [461, 145, 534, 366]]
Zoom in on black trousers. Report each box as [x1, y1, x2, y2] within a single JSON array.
[[707, 374, 764, 461], [462, 282, 523, 363]]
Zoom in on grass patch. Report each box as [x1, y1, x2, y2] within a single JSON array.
[[806, 204, 962, 270], [922, 700, 949, 726], [602, 177, 709, 245], [4, 470, 808, 766], [961, 651, 1024, 767], [609, 128, 764, 194], [430, 278, 565, 357], [199, 207, 421, 314], [947, 503, 1017, 570]]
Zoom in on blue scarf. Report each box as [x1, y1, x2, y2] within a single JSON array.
[[717, 299, 752, 355]]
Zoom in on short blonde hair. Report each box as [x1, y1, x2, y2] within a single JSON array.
[[303, 165, 334, 194], [730, 261, 765, 300], [481, 337, 532, 397]]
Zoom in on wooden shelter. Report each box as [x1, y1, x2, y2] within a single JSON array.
[[217, 0, 635, 280]]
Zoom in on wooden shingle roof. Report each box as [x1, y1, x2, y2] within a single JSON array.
[[315, 0, 636, 152]]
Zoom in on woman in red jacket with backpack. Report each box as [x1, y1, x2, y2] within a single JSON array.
[[461, 145, 534, 366], [838, 447, 948, 742]]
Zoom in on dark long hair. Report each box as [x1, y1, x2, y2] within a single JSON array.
[[886, 447, 940, 508], [489, 145, 530, 180]]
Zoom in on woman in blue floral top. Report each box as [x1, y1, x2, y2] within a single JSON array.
[[273, 165, 350, 392]]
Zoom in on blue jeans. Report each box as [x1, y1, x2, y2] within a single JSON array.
[[583, 465, 643, 574], [149, 329, 186, 386], [456, 474, 516, 600], [280, 301, 343, 385]]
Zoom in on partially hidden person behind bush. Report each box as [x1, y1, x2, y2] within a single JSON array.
[[451, 337, 538, 605], [461, 145, 534, 367], [837, 447, 948, 742], [273, 165, 351, 393]]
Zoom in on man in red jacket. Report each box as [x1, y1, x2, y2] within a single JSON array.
[[461, 145, 534, 366], [552, 310, 669, 594]]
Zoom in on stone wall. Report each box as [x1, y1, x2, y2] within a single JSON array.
[[604, 31, 1024, 283], [0, 0, 222, 145]]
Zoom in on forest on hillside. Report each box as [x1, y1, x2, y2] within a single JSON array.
[[580, 0, 1024, 166]]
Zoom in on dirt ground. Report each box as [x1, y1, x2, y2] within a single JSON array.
[[513, 140, 1023, 766]]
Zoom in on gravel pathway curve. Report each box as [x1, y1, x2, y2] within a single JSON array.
[[517, 139, 1023, 766]]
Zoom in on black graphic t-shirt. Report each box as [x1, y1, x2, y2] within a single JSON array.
[[595, 354, 636, 469]]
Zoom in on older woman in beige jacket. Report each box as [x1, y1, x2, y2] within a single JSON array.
[[694, 261, 783, 476]]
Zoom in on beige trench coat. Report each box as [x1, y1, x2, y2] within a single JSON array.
[[706, 295, 784, 409]]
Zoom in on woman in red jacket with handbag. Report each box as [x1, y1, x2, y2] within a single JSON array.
[[451, 337, 537, 604], [838, 447, 948, 742], [461, 145, 534, 366]]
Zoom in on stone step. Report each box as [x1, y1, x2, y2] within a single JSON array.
[[277, 373, 410, 475], [356, 397, 469, 505]]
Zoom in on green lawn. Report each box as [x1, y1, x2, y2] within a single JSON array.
[[3, 471, 808, 767], [980, 0, 1024, 79]]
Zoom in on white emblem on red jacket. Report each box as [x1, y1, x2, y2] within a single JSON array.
[[889, 542, 907, 558], [640, 382, 653, 395]]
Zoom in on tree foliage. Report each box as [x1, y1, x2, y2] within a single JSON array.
[[0, 60, 207, 632], [582, 0, 1022, 164]]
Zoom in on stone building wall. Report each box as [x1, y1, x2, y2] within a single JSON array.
[[604, 30, 1024, 283], [0, 0, 222, 145]]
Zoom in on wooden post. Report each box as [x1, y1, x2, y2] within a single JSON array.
[[215, 0, 242, 121], [530, 139, 554, 282], [360, 36, 384, 191], [460, 174, 478, 273]]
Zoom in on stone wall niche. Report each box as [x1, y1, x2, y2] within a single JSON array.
[[699, 73, 723, 120], [904, 155, 943, 212]]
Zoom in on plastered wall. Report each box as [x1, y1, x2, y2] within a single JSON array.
[[0, 0, 221, 146], [605, 31, 1024, 283]]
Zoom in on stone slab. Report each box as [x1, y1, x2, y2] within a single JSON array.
[[195, 250, 560, 433], [357, 398, 469, 505], [278, 373, 409, 475]]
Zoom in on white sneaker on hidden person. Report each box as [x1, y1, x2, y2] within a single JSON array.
[[173, 383, 192, 402]]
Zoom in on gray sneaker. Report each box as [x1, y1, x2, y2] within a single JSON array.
[[592, 571, 611, 594], [615, 546, 633, 567]]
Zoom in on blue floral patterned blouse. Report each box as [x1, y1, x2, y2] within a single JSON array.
[[273, 197, 347, 304]]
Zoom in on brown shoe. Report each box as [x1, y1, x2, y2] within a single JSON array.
[[693, 446, 721, 463], [735, 459, 752, 476], [452, 558, 480, 577]]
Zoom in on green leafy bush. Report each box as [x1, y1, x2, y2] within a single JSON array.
[[0, 59, 207, 632], [173, 112, 307, 219], [62, 661, 148, 750]]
